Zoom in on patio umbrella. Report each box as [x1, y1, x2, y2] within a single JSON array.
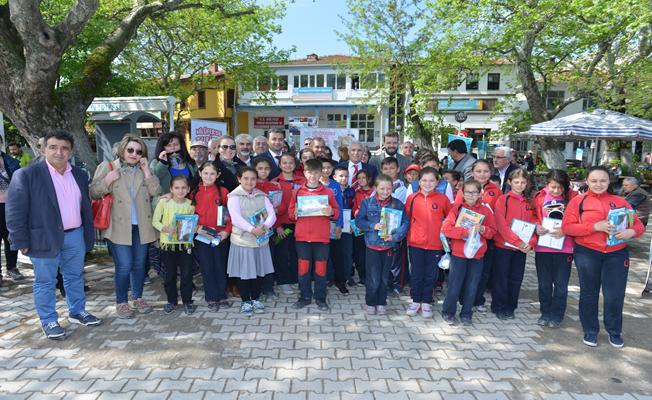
[[529, 108, 652, 140]]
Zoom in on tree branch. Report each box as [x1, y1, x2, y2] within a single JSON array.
[[550, 94, 585, 119], [55, 0, 100, 51]]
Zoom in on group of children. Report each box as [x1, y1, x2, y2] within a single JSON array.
[[150, 151, 643, 347]]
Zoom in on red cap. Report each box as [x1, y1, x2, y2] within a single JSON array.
[[404, 164, 421, 174]]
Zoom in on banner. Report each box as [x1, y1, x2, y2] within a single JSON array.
[[190, 119, 227, 146], [300, 128, 359, 161], [254, 116, 284, 129]]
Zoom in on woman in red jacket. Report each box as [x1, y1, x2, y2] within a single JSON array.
[[562, 166, 645, 348], [491, 168, 537, 319], [441, 180, 496, 325]]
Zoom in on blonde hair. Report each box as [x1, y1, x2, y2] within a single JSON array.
[[117, 134, 148, 161]]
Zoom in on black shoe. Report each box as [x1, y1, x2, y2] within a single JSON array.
[[207, 302, 220, 311], [292, 298, 311, 309], [6, 269, 25, 281], [218, 299, 232, 308], [326, 280, 334, 288], [184, 304, 197, 315], [68, 311, 102, 326], [497, 312, 510, 320], [346, 279, 358, 287], [316, 300, 330, 311], [337, 283, 349, 296], [163, 303, 176, 314]]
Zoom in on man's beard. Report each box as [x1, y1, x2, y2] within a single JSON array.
[[240, 150, 250, 157], [385, 147, 397, 156]]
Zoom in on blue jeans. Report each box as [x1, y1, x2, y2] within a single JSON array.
[[535, 252, 572, 323], [30, 227, 86, 324], [408, 247, 443, 304], [365, 247, 393, 306], [491, 247, 527, 314], [574, 244, 629, 335], [107, 225, 148, 304], [442, 255, 483, 319]]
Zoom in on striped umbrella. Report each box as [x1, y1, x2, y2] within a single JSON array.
[[529, 109, 652, 140]]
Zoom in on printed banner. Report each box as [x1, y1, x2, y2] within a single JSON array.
[[190, 119, 227, 145], [300, 128, 359, 161]]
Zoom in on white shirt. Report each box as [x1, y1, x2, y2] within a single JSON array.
[[347, 161, 362, 187], [498, 165, 509, 188], [269, 150, 283, 166]]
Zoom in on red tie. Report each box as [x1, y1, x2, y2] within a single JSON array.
[[352, 163, 360, 190]]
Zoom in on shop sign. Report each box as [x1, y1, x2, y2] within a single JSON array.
[[254, 116, 284, 129]]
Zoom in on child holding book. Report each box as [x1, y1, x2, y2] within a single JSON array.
[[532, 169, 577, 328], [352, 169, 375, 285], [355, 174, 409, 315], [491, 168, 537, 320], [381, 157, 408, 296], [227, 167, 276, 316], [152, 176, 197, 315], [562, 166, 644, 348], [271, 153, 301, 295], [289, 158, 340, 311], [191, 162, 232, 311], [318, 157, 345, 288], [332, 166, 356, 294], [404, 167, 451, 318], [441, 180, 496, 325], [254, 157, 287, 300]]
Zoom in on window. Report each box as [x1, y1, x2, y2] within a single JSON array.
[[487, 73, 500, 90], [465, 73, 479, 90], [377, 73, 385, 85], [278, 75, 288, 91], [360, 73, 376, 89], [300, 74, 308, 88], [293, 75, 299, 88], [257, 78, 271, 91], [226, 89, 235, 108], [546, 90, 565, 110], [582, 97, 597, 111], [351, 74, 360, 90], [197, 90, 206, 109], [337, 74, 346, 89], [327, 74, 336, 88], [350, 113, 375, 142], [317, 74, 325, 87]]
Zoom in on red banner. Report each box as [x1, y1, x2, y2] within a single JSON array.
[[254, 116, 284, 129]]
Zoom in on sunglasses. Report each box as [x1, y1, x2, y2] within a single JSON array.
[[126, 148, 143, 156], [220, 145, 237, 150]]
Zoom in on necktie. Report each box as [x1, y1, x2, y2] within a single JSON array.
[[352, 163, 360, 190]]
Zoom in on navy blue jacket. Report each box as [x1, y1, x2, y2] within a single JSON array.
[[1, 152, 20, 181], [355, 195, 409, 248], [6, 160, 94, 258], [253, 151, 281, 180]]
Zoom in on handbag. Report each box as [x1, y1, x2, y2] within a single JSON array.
[[91, 161, 114, 230]]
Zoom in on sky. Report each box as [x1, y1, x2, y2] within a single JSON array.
[[266, 0, 352, 58]]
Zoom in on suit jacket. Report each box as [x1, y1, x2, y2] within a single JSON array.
[[369, 152, 410, 180], [494, 163, 520, 193], [6, 160, 94, 258], [335, 160, 378, 182], [624, 186, 650, 226], [253, 151, 281, 180]]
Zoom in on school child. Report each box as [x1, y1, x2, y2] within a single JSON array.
[[491, 168, 537, 319], [152, 176, 197, 315], [332, 166, 356, 294], [532, 169, 577, 328], [442, 170, 461, 197], [271, 153, 302, 295], [253, 157, 287, 300], [404, 167, 451, 318], [404, 164, 420, 185], [562, 166, 644, 348], [226, 167, 277, 316], [319, 157, 345, 288], [355, 174, 409, 315], [190, 162, 232, 311], [441, 180, 496, 325], [454, 160, 502, 313], [380, 157, 407, 204], [288, 158, 340, 311], [406, 156, 454, 203], [352, 169, 375, 285]]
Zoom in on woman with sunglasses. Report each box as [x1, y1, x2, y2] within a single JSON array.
[[91, 134, 161, 319], [208, 136, 239, 191]]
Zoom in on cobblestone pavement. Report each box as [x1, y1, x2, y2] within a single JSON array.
[[1, 234, 652, 400]]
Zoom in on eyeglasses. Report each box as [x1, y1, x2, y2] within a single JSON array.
[[126, 148, 143, 155], [463, 191, 480, 196], [220, 145, 237, 150]]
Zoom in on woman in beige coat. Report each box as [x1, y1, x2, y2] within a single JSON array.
[[91, 135, 160, 319]]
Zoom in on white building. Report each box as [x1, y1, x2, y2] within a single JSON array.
[[236, 54, 389, 149]]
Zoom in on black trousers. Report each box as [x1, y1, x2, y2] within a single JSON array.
[[0, 203, 18, 274], [239, 277, 262, 301], [162, 249, 194, 305]]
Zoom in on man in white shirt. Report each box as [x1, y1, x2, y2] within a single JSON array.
[[235, 134, 253, 167], [253, 136, 269, 156], [492, 147, 518, 193], [335, 141, 378, 189]]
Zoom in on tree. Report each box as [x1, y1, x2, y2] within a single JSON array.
[[0, 0, 282, 172], [430, 0, 652, 169]]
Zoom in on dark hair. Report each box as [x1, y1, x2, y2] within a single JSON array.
[[333, 166, 348, 175], [267, 128, 285, 138], [383, 131, 399, 142], [419, 166, 440, 180], [463, 179, 482, 193], [418, 154, 439, 167], [279, 152, 297, 166], [304, 158, 323, 172], [323, 146, 333, 159], [471, 159, 492, 172], [253, 157, 272, 168], [44, 130, 75, 149], [236, 166, 258, 178], [170, 175, 189, 188], [545, 169, 571, 202], [380, 156, 399, 169], [7, 142, 19, 148], [442, 169, 461, 182], [190, 161, 222, 202], [586, 165, 615, 194], [356, 168, 373, 187], [507, 167, 534, 199], [299, 148, 314, 161], [317, 157, 334, 167], [375, 173, 393, 186], [154, 132, 192, 164], [447, 139, 467, 154]]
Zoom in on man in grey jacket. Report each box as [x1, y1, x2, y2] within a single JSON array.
[[369, 131, 411, 180], [447, 139, 476, 181]]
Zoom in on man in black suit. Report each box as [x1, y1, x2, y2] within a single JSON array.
[[492, 147, 519, 193], [253, 128, 284, 179], [336, 141, 377, 189], [369, 131, 410, 180], [7, 131, 101, 340]]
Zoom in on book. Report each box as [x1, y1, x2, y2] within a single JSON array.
[[330, 220, 337, 239], [505, 218, 536, 249], [169, 214, 198, 244], [537, 217, 565, 250], [296, 195, 329, 217], [607, 208, 635, 246], [216, 205, 228, 227], [268, 190, 283, 208], [378, 207, 402, 238], [342, 209, 352, 234], [249, 208, 274, 244], [455, 207, 485, 230], [440, 232, 451, 253], [350, 219, 363, 237], [195, 226, 221, 247]]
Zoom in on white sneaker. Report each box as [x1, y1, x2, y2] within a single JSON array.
[[421, 303, 433, 318], [406, 303, 421, 316], [280, 284, 294, 295]]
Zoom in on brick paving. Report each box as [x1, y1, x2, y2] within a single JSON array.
[[1, 234, 652, 399]]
